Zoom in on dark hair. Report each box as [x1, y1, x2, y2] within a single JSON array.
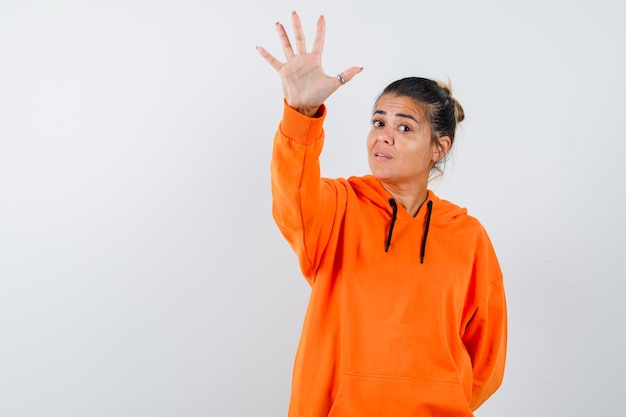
[[375, 77, 465, 176]]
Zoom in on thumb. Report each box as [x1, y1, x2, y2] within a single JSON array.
[[336, 66, 364, 86]]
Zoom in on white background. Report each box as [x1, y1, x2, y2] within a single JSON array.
[[1, 0, 625, 416]]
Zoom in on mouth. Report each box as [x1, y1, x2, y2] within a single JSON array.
[[373, 150, 391, 160]]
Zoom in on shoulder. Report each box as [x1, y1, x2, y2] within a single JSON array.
[[430, 193, 493, 238]]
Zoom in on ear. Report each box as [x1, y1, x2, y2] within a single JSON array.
[[432, 136, 451, 163]]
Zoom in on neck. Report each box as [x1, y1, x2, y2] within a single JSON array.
[[381, 182, 428, 217]]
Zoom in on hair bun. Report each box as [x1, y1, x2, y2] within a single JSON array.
[[451, 97, 465, 124], [435, 78, 465, 125]]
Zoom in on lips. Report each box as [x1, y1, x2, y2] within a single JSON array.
[[373, 149, 391, 159]]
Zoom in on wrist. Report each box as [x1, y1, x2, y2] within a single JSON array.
[[285, 99, 323, 118], [295, 105, 323, 118]]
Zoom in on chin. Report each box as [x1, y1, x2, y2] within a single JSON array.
[[368, 166, 379, 179]]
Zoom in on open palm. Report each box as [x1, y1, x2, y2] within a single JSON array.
[[256, 12, 362, 117]]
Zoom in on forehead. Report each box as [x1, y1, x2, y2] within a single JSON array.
[[374, 94, 426, 119]]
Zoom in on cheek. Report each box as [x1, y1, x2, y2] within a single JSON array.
[[366, 133, 376, 149], [405, 143, 433, 164]]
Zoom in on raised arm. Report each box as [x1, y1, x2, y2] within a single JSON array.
[[257, 13, 362, 281]]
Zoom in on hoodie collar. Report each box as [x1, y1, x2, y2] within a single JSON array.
[[349, 175, 468, 264]]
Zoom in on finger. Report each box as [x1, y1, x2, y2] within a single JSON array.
[[275, 22, 295, 60], [336, 66, 364, 86], [256, 46, 284, 72], [311, 15, 325, 55], [291, 11, 307, 55]]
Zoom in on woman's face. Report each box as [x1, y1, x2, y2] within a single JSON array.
[[367, 94, 446, 188]]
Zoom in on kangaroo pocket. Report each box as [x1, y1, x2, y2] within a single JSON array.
[[327, 372, 471, 417]]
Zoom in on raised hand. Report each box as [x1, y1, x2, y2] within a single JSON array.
[[256, 12, 362, 117]]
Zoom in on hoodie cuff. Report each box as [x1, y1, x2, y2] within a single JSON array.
[[279, 100, 326, 146]]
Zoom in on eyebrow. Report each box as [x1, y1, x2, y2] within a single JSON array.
[[373, 110, 419, 124]]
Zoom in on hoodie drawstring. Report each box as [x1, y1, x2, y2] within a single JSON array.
[[420, 200, 433, 264], [385, 198, 398, 252], [385, 198, 433, 264]]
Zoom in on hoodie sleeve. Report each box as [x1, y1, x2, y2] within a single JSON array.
[[271, 101, 346, 284], [462, 229, 508, 411]]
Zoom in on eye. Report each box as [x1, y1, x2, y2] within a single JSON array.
[[398, 124, 412, 132], [372, 119, 384, 128]]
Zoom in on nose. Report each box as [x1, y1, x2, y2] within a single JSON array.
[[377, 128, 394, 145]]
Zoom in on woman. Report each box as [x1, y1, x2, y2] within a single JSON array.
[[257, 12, 507, 417]]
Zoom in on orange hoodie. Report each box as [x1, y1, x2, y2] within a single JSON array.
[[271, 102, 507, 417]]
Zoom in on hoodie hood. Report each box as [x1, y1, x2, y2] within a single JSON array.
[[348, 175, 468, 222], [348, 175, 468, 263]]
